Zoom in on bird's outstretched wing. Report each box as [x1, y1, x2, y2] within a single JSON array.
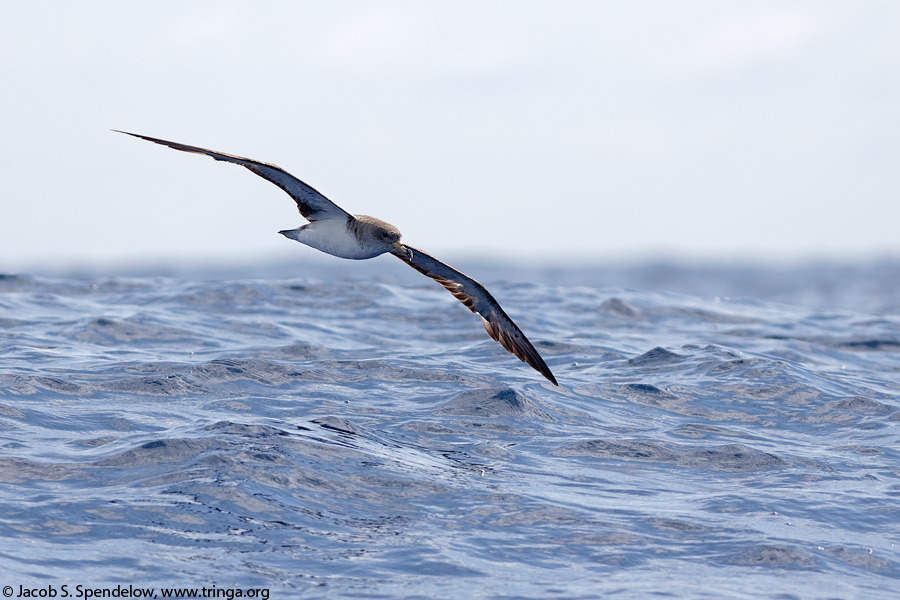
[[392, 244, 558, 385], [114, 130, 349, 222]]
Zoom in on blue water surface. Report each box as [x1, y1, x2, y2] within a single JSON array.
[[0, 258, 898, 599]]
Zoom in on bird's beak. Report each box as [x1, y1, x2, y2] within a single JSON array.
[[392, 241, 413, 260]]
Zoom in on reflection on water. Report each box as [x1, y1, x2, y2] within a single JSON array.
[[0, 261, 898, 598]]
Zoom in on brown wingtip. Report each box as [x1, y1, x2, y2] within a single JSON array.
[[480, 317, 558, 385], [543, 366, 559, 386], [112, 129, 144, 139], [513, 345, 558, 386], [524, 346, 558, 386], [113, 130, 176, 148]]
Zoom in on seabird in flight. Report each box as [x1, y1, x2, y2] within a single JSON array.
[[116, 131, 558, 386]]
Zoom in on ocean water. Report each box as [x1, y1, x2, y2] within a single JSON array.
[[1, 258, 898, 599]]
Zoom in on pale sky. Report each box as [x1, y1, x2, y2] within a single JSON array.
[[2, 1, 898, 271]]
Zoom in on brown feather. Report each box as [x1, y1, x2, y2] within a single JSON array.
[[394, 244, 557, 385]]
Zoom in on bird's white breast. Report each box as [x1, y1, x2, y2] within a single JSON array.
[[285, 219, 382, 260]]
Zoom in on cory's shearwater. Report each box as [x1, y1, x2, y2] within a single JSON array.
[[116, 131, 558, 385]]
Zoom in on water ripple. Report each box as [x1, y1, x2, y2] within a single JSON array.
[[0, 265, 898, 597]]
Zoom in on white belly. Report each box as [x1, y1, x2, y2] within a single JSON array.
[[280, 219, 383, 260]]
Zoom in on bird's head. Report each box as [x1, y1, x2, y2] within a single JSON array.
[[355, 215, 413, 260]]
